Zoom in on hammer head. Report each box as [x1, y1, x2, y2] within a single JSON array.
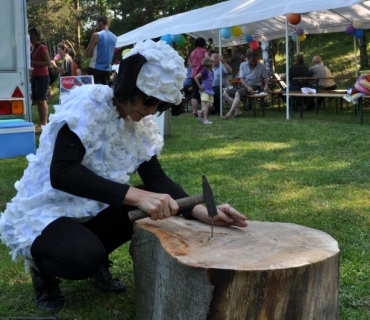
[[202, 175, 218, 218]]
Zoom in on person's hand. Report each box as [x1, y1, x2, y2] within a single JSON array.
[[191, 204, 248, 228], [50, 60, 56, 67], [264, 86, 270, 93], [124, 187, 179, 221], [199, 86, 204, 92], [247, 86, 255, 95], [138, 193, 179, 221], [213, 204, 248, 227]]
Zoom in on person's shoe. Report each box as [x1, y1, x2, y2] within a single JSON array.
[[91, 260, 127, 293], [244, 103, 253, 111], [203, 120, 212, 125], [30, 268, 65, 313]]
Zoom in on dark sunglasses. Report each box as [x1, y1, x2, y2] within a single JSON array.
[[142, 94, 172, 113]]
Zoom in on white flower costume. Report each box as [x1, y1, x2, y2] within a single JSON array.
[[0, 84, 163, 261]]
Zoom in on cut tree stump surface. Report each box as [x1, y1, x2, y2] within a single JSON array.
[[135, 218, 339, 270], [131, 218, 340, 320]]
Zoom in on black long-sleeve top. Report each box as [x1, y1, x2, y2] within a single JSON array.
[[50, 124, 193, 218]]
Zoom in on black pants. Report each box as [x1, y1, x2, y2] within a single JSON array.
[[87, 67, 110, 85], [30, 204, 134, 280]]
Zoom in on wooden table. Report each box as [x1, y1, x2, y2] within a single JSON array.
[[283, 92, 368, 124], [283, 92, 345, 118], [293, 77, 357, 91]]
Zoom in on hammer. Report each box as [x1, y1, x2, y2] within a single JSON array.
[[128, 175, 218, 235]]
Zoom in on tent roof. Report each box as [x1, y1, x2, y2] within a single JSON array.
[[116, 0, 370, 47]]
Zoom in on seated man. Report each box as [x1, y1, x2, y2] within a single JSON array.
[[281, 54, 313, 110], [309, 55, 336, 90], [309, 55, 336, 107], [222, 51, 270, 119], [211, 53, 232, 114]]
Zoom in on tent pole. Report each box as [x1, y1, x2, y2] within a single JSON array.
[[285, 17, 290, 120], [219, 29, 223, 117], [296, 39, 300, 54], [354, 36, 359, 77]]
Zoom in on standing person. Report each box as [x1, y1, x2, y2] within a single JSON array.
[[67, 48, 78, 76], [183, 58, 193, 99], [50, 42, 74, 77], [86, 16, 117, 85], [0, 40, 248, 314], [211, 53, 232, 114], [190, 37, 207, 117], [28, 27, 51, 131], [223, 51, 270, 119], [226, 47, 242, 78], [194, 57, 214, 124]]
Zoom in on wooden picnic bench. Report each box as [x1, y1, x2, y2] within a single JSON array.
[[283, 92, 369, 124]]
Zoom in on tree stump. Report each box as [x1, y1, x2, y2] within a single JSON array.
[[130, 218, 339, 320]]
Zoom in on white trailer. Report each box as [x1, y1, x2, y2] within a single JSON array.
[[0, 0, 44, 121]]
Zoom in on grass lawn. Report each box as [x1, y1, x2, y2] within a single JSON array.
[[0, 95, 370, 319]]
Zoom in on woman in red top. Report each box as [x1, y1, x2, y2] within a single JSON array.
[[29, 27, 51, 130]]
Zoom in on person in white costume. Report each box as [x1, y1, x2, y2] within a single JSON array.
[[0, 40, 247, 313]]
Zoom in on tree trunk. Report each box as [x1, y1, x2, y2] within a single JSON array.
[[130, 219, 340, 320], [359, 31, 369, 71]]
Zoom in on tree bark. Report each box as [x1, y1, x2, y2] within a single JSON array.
[[130, 219, 340, 320], [359, 31, 369, 71]]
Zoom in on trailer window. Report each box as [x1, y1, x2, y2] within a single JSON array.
[[0, 0, 16, 71]]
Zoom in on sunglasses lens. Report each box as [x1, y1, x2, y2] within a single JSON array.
[[157, 102, 172, 112]]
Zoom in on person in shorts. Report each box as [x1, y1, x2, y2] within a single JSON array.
[[29, 27, 51, 130], [194, 57, 214, 125], [223, 51, 270, 119], [190, 37, 207, 116]]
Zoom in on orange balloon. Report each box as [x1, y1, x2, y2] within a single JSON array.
[[287, 13, 301, 25]]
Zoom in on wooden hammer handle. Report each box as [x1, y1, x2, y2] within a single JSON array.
[[128, 194, 204, 222]]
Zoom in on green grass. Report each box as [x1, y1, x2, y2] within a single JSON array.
[[1, 98, 370, 319]]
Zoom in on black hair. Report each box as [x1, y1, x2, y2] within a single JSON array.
[[97, 16, 108, 26], [67, 48, 75, 59], [28, 27, 42, 40], [195, 37, 206, 48], [114, 54, 148, 105], [295, 54, 304, 64], [247, 51, 258, 60]]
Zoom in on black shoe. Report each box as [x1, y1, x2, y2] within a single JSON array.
[[91, 260, 127, 293], [244, 103, 252, 111], [30, 268, 65, 313]]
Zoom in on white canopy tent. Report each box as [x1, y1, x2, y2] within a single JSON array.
[[116, 0, 369, 120], [116, 0, 370, 47]]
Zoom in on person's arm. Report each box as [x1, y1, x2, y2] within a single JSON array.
[[86, 33, 99, 58], [137, 156, 248, 227], [194, 72, 204, 91], [50, 124, 179, 220], [261, 66, 270, 91], [50, 59, 66, 75], [137, 156, 193, 218], [240, 78, 255, 95], [50, 124, 130, 206]]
